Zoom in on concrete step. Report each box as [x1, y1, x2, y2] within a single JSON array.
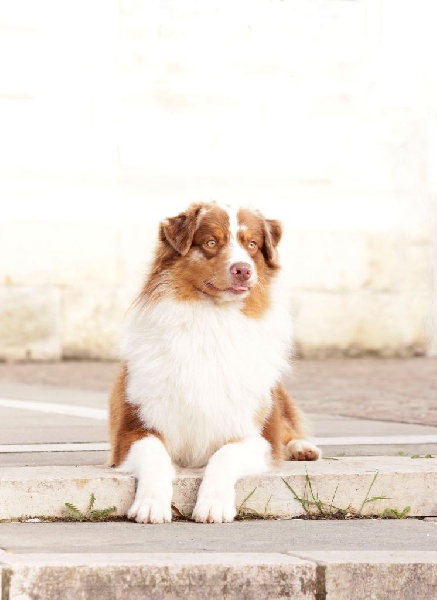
[[1, 549, 436, 600], [2, 519, 436, 553], [0, 456, 436, 521]]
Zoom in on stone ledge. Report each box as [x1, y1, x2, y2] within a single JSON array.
[[0, 552, 317, 600], [1, 551, 436, 600], [291, 551, 437, 600], [0, 457, 435, 521]]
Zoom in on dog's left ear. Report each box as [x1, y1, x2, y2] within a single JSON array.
[[262, 219, 282, 268], [160, 205, 201, 255]]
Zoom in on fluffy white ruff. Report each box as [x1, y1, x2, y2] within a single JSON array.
[[119, 272, 292, 523], [121, 276, 292, 470]]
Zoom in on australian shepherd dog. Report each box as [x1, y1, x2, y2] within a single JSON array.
[[109, 202, 320, 523]]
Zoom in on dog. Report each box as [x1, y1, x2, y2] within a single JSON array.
[[109, 201, 320, 523]]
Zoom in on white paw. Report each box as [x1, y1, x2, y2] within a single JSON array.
[[192, 491, 236, 523], [286, 439, 321, 461], [128, 497, 172, 524]]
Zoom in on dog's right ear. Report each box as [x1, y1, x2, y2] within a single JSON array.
[[261, 218, 282, 268], [160, 205, 201, 256]]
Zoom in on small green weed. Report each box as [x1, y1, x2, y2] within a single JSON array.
[[398, 451, 434, 458], [64, 493, 117, 521], [411, 454, 434, 459], [237, 486, 258, 513], [357, 472, 388, 515], [236, 487, 278, 520], [282, 471, 347, 517], [236, 487, 264, 519], [382, 506, 411, 519], [280, 469, 409, 519]]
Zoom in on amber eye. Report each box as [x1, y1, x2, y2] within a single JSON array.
[[206, 240, 217, 248], [248, 241, 257, 249]]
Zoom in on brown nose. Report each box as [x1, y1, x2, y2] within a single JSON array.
[[230, 262, 252, 282]]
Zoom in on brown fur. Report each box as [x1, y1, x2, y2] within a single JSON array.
[[261, 384, 310, 462], [109, 202, 316, 470], [108, 364, 163, 467], [137, 203, 281, 317]]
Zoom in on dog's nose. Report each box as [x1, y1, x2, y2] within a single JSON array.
[[230, 262, 252, 282]]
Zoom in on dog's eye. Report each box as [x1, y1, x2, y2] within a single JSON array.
[[248, 241, 257, 249], [206, 240, 217, 248]]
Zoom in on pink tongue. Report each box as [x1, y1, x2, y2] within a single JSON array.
[[232, 286, 248, 291]]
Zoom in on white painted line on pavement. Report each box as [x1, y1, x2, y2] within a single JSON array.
[[0, 443, 110, 453], [0, 398, 108, 420], [1, 397, 436, 448], [314, 435, 437, 445], [0, 437, 436, 455]]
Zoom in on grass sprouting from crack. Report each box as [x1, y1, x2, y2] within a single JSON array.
[[238, 486, 258, 512], [236, 487, 259, 518], [283, 467, 348, 517], [329, 483, 340, 515], [282, 474, 344, 516], [64, 493, 117, 522], [281, 469, 412, 520], [357, 471, 389, 515], [264, 494, 273, 515], [236, 487, 280, 520]]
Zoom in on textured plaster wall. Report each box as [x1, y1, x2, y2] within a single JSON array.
[[0, 0, 436, 359]]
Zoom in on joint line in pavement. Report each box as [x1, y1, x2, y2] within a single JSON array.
[[0, 397, 108, 420]]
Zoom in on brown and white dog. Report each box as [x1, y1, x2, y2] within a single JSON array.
[[109, 201, 320, 524]]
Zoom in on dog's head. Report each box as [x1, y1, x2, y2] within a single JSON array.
[[153, 202, 282, 304]]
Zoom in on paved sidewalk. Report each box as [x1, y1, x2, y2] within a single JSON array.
[[1, 520, 437, 553], [2, 548, 436, 600], [1, 359, 436, 466], [0, 359, 436, 599], [0, 357, 436, 425]]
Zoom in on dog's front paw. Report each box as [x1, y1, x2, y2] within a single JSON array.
[[128, 497, 172, 524], [192, 490, 236, 523], [286, 439, 321, 461]]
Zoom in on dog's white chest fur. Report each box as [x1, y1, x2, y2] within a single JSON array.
[[121, 289, 292, 468]]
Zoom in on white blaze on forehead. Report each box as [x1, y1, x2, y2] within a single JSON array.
[[226, 205, 240, 239], [223, 205, 249, 243], [224, 206, 255, 274]]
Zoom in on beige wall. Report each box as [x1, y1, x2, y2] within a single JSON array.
[[0, 0, 436, 360]]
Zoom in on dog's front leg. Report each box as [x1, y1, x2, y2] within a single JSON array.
[[192, 436, 271, 523], [120, 436, 175, 524]]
